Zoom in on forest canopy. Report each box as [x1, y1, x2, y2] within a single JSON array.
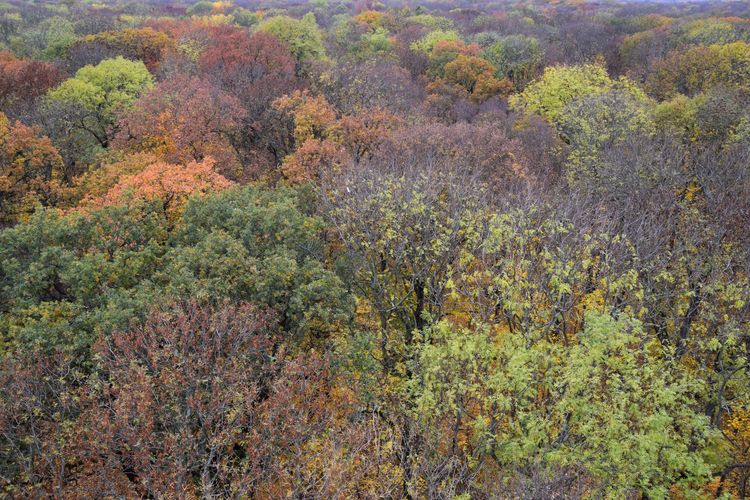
[[1, 0, 750, 497]]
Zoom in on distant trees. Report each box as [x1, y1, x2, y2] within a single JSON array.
[[14, 16, 76, 60], [646, 42, 750, 99], [65, 27, 175, 73]]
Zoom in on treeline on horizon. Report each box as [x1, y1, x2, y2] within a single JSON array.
[[1, 0, 750, 497]]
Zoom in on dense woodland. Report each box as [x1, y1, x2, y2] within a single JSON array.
[[1, 0, 750, 497]]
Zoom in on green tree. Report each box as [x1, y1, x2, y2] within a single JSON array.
[[257, 13, 326, 71], [13, 16, 76, 60], [509, 63, 615, 124], [0, 185, 351, 354], [43, 57, 153, 168], [483, 35, 543, 87], [410, 29, 460, 53], [646, 42, 750, 99], [414, 313, 717, 497], [557, 85, 656, 182]]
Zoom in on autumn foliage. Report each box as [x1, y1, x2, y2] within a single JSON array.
[[84, 157, 232, 216], [0, 113, 65, 225], [0, 51, 63, 106], [114, 76, 247, 178], [2, 0, 750, 497]]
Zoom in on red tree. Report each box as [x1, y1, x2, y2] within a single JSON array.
[[74, 301, 278, 497], [198, 28, 299, 167], [114, 76, 250, 179], [0, 52, 64, 108]]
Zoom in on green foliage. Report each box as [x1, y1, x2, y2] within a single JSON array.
[[0, 185, 352, 354], [186, 0, 213, 16], [356, 27, 392, 58], [414, 313, 717, 497], [510, 63, 615, 123], [12, 16, 76, 59], [257, 13, 326, 67], [482, 35, 543, 86], [405, 14, 455, 30], [677, 18, 743, 46], [52, 56, 153, 112], [410, 29, 460, 53], [511, 64, 652, 182], [0, 10, 21, 44], [233, 8, 260, 27], [647, 42, 750, 99], [166, 185, 352, 345], [0, 202, 167, 354], [43, 57, 153, 160], [558, 85, 656, 182]]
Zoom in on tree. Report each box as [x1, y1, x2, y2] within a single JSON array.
[[353, 10, 386, 30], [84, 157, 233, 219], [233, 8, 261, 28], [646, 42, 750, 99], [426, 39, 480, 78], [197, 28, 298, 168], [676, 18, 742, 46], [14, 16, 76, 60], [71, 152, 158, 204], [316, 60, 421, 116], [509, 63, 615, 124], [414, 313, 716, 497], [0, 182, 352, 355], [321, 150, 490, 497], [1, 301, 371, 497], [281, 137, 350, 184], [443, 54, 512, 100], [274, 90, 338, 145], [482, 35, 543, 88], [410, 29, 460, 53], [0, 113, 66, 225], [322, 130, 491, 366], [113, 76, 248, 180], [198, 28, 295, 94], [43, 57, 154, 171], [73, 300, 279, 498], [0, 8, 21, 45], [274, 90, 400, 182], [557, 85, 656, 182], [0, 203, 168, 354], [0, 52, 64, 113], [257, 13, 326, 71], [65, 27, 176, 72], [0, 349, 85, 497]]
